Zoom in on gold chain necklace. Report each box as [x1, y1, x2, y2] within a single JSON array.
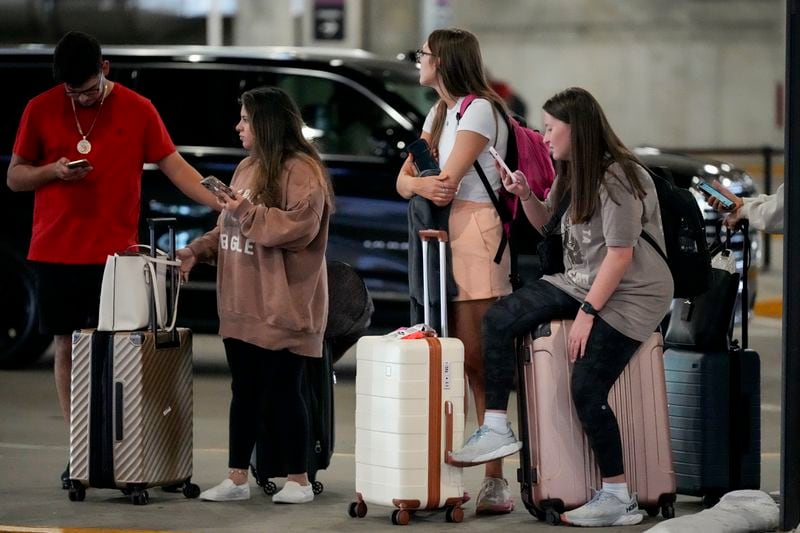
[[70, 81, 109, 155]]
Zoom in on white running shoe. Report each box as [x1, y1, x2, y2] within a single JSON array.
[[272, 481, 314, 504], [199, 478, 250, 502], [561, 489, 643, 527], [448, 423, 522, 466]]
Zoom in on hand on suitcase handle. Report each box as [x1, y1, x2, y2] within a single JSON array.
[[176, 248, 197, 282]]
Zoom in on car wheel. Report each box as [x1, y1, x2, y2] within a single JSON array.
[[0, 248, 51, 368]]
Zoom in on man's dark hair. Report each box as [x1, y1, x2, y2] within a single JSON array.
[[53, 31, 102, 86]]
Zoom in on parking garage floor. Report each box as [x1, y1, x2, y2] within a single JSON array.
[[0, 257, 785, 533]]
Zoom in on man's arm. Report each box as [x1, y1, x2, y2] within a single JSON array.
[[157, 151, 220, 210], [7, 154, 90, 192]]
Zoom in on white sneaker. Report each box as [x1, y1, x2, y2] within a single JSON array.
[[448, 424, 523, 466], [561, 489, 643, 527], [199, 478, 250, 502], [272, 481, 314, 504]]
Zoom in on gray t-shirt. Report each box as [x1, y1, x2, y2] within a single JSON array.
[[542, 163, 674, 341]]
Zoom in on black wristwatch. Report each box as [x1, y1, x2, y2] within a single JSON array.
[[580, 300, 599, 317]]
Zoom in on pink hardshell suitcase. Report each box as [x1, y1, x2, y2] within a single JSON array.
[[516, 319, 676, 524], [350, 230, 467, 526]]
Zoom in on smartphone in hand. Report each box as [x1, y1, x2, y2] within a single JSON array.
[[200, 175, 236, 200], [406, 138, 440, 177], [694, 180, 736, 211], [488, 146, 514, 177], [66, 159, 90, 169]]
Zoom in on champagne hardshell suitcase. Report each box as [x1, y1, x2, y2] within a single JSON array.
[[350, 230, 467, 525], [67, 218, 198, 505], [516, 320, 677, 524]]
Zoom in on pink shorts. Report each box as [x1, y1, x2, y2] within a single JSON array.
[[449, 199, 512, 301]]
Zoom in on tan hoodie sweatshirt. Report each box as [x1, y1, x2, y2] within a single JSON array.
[[188, 155, 329, 358]]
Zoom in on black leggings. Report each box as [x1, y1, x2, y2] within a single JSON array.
[[482, 279, 641, 478], [223, 338, 309, 474]]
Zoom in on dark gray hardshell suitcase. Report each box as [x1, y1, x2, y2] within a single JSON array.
[[664, 347, 761, 505], [663, 221, 760, 507]]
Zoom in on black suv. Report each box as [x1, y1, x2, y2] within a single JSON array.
[[0, 45, 437, 368], [0, 46, 759, 368]]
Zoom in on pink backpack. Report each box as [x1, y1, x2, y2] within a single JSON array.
[[457, 95, 555, 272]]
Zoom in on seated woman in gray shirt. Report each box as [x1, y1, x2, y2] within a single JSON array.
[[448, 87, 673, 528]]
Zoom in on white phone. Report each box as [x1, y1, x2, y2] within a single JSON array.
[[488, 146, 515, 180]]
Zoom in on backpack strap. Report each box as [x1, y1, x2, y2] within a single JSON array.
[[640, 230, 667, 263], [456, 95, 512, 266], [639, 166, 669, 264]]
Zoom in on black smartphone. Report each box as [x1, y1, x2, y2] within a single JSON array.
[[406, 138, 440, 177], [200, 175, 236, 199], [694, 181, 736, 211]]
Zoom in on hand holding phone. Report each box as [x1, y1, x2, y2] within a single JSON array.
[[694, 180, 736, 211], [200, 176, 236, 200], [488, 146, 514, 178], [66, 159, 90, 169], [406, 138, 440, 177]]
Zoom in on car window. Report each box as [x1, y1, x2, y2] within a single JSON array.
[[131, 65, 274, 148], [383, 79, 438, 118], [276, 73, 403, 157]]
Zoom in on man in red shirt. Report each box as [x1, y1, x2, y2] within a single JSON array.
[[6, 31, 218, 489]]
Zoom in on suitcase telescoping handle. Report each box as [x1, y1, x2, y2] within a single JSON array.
[[419, 229, 449, 338], [733, 219, 750, 349]]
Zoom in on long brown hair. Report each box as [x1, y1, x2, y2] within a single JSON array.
[[425, 28, 509, 150], [240, 87, 334, 211], [542, 87, 645, 224]]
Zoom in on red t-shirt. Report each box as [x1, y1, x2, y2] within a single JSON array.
[[13, 83, 176, 264]]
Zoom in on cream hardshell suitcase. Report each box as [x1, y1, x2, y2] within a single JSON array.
[[350, 230, 467, 525], [517, 320, 676, 524], [67, 218, 198, 505]]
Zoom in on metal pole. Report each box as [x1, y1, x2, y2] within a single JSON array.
[[762, 147, 773, 271], [780, 0, 800, 529]]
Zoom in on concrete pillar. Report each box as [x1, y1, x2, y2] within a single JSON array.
[[234, 0, 295, 46]]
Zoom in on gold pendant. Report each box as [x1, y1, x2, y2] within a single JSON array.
[[77, 139, 92, 154]]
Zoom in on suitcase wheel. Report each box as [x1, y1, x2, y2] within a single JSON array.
[[131, 490, 150, 505], [67, 483, 86, 502], [391, 509, 410, 526], [261, 480, 277, 495], [183, 482, 201, 499], [661, 503, 675, 519], [645, 506, 659, 517], [445, 506, 464, 523], [348, 500, 368, 518], [544, 507, 561, 525], [312, 481, 324, 495]]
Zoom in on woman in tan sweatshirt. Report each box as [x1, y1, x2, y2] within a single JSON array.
[[177, 87, 334, 504]]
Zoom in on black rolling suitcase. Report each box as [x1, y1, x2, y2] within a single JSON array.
[[663, 221, 760, 506], [249, 261, 373, 495], [250, 339, 335, 495]]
